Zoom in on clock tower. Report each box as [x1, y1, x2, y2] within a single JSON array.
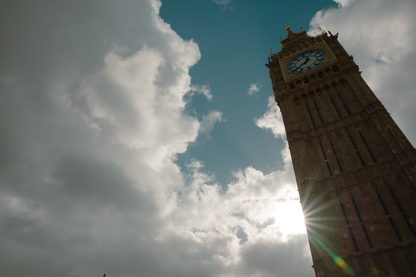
[[266, 25, 416, 276]]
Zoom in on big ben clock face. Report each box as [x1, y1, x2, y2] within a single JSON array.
[[287, 50, 327, 74]]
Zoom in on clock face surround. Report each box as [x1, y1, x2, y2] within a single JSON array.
[[287, 50, 327, 74]]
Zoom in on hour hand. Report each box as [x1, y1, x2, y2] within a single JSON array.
[[294, 57, 310, 70]]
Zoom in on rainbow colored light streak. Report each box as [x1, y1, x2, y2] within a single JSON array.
[[313, 236, 356, 276]]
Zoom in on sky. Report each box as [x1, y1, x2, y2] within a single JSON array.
[[1, 0, 415, 276]]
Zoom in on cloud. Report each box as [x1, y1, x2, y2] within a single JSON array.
[[80, 47, 202, 159], [332, 0, 356, 7], [0, 0, 310, 276], [0, 0, 209, 275], [248, 83, 261, 96], [189, 83, 213, 100], [255, 96, 286, 139], [212, 0, 233, 11], [309, 0, 416, 145], [237, 236, 312, 277], [255, 96, 292, 167], [213, 0, 232, 6], [170, 161, 308, 269], [198, 110, 224, 138]]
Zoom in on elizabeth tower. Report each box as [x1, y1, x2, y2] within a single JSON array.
[[266, 26, 416, 276]]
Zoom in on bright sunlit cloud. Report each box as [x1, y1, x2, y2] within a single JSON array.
[[255, 96, 286, 139]]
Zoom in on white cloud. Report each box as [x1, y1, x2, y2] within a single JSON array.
[[255, 96, 286, 139], [248, 83, 261, 96], [212, 0, 233, 11], [80, 46, 200, 158], [213, 0, 232, 6], [170, 160, 308, 269], [189, 83, 213, 100], [309, 0, 416, 145], [198, 110, 224, 138], [333, 0, 356, 7]]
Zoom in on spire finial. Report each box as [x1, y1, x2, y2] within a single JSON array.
[[284, 24, 291, 32]]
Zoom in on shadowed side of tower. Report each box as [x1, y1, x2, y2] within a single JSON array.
[[266, 25, 416, 277]]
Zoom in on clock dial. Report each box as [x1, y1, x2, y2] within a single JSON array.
[[286, 50, 327, 74]]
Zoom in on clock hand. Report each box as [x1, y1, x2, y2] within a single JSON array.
[[294, 57, 310, 71]]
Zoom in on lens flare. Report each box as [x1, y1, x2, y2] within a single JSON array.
[[313, 236, 355, 276]]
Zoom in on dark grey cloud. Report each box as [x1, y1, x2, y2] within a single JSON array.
[[238, 235, 312, 277], [53, 152, 155, 211]]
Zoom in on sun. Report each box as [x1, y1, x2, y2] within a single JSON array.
[[276, 199, 307, 237], [252, 187, 307, 239]]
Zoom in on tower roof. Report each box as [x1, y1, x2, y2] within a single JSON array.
[[271, 25, 327, 60], [282, 24, 299, 40], [280, 25, 312, 52]]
